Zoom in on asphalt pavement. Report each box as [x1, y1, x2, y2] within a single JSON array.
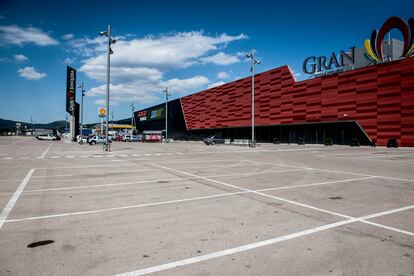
[[0, 136, 413, 275]]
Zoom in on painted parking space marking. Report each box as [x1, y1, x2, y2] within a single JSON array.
[[0, 169, 35, 230], [248, 160, 414, 183], [39, 143, 52, 158], [151, 164, 413, 234], [23, 168, 311, 192], [115, 204, 414, 276]]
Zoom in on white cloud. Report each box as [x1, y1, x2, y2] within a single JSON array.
[[17, 66, 46, 80], [89, 83, 160, 105], [64, 57, 75, 64], [79, 32, 247, 72], [14, 54, 28, 62], [217, 71, 229, 79], [77, 31, 246, 104], [88, 76, 209, 105], [208, 81, 226, 88], [0, 25, 59, 46], [201, 52, 240, 65], [161, 76, 210, 92], [62, 33, 74, 40]]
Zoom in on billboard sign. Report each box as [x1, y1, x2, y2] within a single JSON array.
[[136, 107, 165, 122], [66, 66, 76, 114]]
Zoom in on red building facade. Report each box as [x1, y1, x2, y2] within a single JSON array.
[[180, 57, 414, 146]]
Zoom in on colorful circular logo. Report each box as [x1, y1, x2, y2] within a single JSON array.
[[98, 107, 106, 117], [364, 16, 414, 62]]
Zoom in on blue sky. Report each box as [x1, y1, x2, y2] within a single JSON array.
[[0, 0, 413, 124]]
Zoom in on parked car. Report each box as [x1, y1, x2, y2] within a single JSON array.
[[77, 135, 89, 144], [36, 133, 60, 141], [203, 135, 225, 145], [88, 135, 111, 145], [109, 134, 122, 142], [122, 134, 131, 142], [129, 135, 142, 142], [121, 134, 141, 142]]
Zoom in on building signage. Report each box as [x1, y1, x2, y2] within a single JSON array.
[[66, 66, 76, 114], [302, 17, 414, 75], [302, 47, 355, 74], [98, 107, 107, 117], [137, 111, 147, 117], [137, 111, 147, 121], [136, 107, 165, 122], [364, 16, 414, 63]]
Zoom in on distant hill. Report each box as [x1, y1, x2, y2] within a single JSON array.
[[0, 117, 132, 131], [0, 118, 67, 131]]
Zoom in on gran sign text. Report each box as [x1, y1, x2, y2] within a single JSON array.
[[302, 47, 355, 74]]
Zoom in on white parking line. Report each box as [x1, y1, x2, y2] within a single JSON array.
[[152, 164, 414, 235], [39, 143, 52, 158], [155, 159, 247, 165], [30, 167, 157, 179], [10, 175, 376, 222], [152, 164, 353, 219], [0, 169, 35, 230], [35, 164, 124, 170], [5, 191, 248, 223], [23, 168, 309, 192], [3, 157, 13, 160], [115, 204, 414, 276], [248, 160, 414, 183]]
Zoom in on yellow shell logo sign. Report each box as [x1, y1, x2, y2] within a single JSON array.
[[98, 107, 106, 116]]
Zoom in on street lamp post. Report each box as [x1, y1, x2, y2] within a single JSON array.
[[77, 82, 85, 136], [162, 87, 171, 142], [130, 104, 135, 128], [246, 49, 261, 148], [99, 25, 116, 151]]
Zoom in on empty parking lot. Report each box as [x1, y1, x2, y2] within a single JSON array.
[[0, 136, 413, 275]]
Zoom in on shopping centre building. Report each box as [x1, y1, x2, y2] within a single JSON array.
[[134, 16, 414, 146]]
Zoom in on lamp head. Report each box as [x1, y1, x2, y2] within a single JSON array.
[[99, 31, 108, 36]]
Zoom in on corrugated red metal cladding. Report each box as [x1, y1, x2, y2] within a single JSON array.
[[180, 57, 414, 146]]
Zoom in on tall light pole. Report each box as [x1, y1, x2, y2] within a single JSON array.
[[130, 104, 135, 128], [246, 49, 261, 147], [99, 25, 116, 151], [77, 82, 85, 135], [162, 87, 171, 142]]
